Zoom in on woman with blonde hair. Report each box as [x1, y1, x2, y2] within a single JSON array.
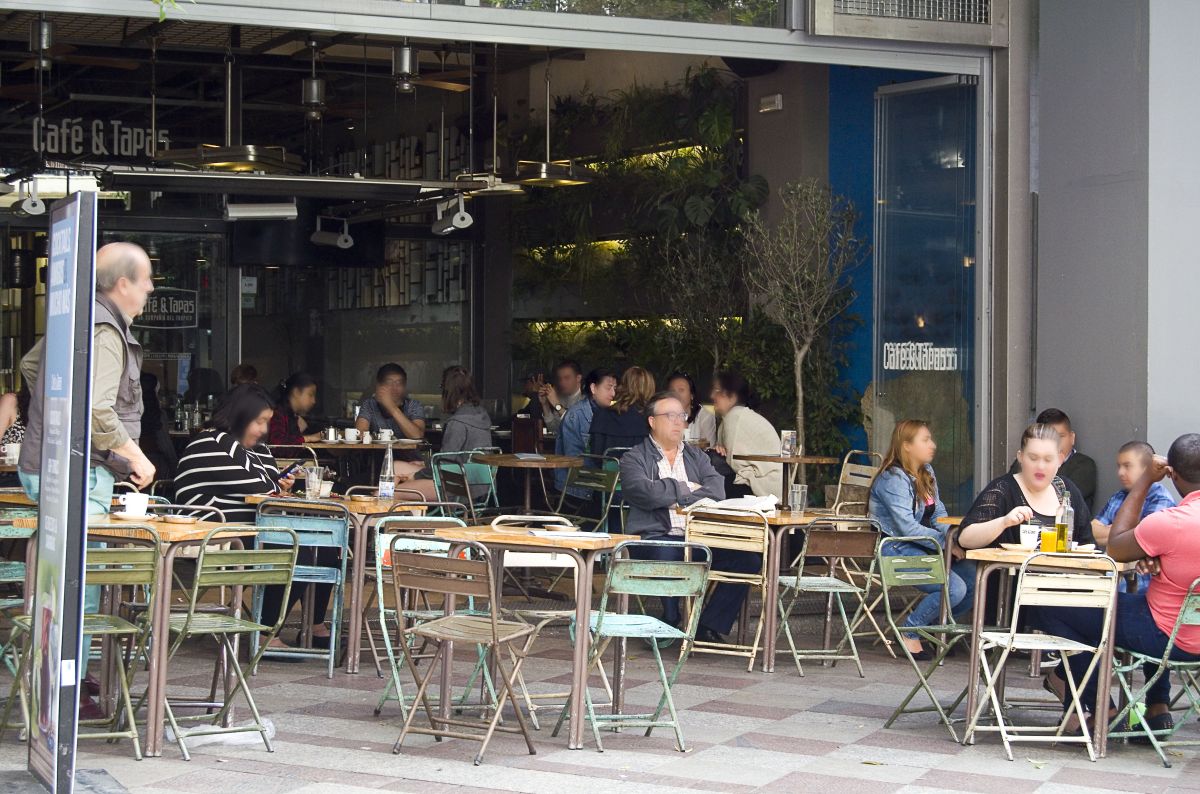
[[869, 419, 975, 659], [589, 366, 655, 460]]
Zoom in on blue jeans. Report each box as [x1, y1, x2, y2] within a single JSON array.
[[891, 542, 976, 639], [20, 466, 114, 678], [1037, 591, 1200, 708], [632, 535, 762, 635]]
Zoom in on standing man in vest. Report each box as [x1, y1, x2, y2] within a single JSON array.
[[18, 241, 156, 509]]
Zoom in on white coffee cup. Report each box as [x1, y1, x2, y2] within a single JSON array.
[[320, 481, 334, 498], [378, 429, 394, 442], [343, 428, 360, 443], [119, 492, 150, 517], [1018, 523, 1041, 549]]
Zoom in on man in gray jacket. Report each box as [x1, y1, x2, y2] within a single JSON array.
[[620, 392, 759, 644]]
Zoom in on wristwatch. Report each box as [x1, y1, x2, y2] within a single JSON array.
[[554, 403, 564, 413]]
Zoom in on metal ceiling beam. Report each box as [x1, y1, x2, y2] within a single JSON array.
[[121, 18, 176, 46]]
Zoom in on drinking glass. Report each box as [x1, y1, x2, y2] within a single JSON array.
[[789, 484, 807, 514], [305, 468, 323, 499]]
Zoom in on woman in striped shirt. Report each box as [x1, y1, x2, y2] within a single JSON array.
[[174, 385, 336, 652]]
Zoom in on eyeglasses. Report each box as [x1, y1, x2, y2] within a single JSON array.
[[653, 412, 689, 423]]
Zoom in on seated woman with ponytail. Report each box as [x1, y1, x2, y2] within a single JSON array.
[[267, 372, 323, 445]]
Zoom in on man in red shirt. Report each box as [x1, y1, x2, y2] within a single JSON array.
[[1039, 433, 1200, 736]]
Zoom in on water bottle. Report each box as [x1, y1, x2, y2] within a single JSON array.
[[377, 440, 395, 500]]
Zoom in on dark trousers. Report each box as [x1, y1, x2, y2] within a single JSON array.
[[633, 534, 761, 635], [260, 545, 340, 628], [1036, 591, 1200, 708]]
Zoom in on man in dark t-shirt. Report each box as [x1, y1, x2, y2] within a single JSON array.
[[1009, 407, 1098, 512]]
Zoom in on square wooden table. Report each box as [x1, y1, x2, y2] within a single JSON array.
[[432, 526, 637, 750], [472, 454, 583, 513], [962, 547, 1134, 757]]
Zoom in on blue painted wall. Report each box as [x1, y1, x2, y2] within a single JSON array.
[[827, 66, 942, 450]]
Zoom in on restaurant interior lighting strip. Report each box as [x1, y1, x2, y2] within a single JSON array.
[[98, 167, 487, 202]]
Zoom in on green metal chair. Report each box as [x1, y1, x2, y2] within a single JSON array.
[[777, 525, 880, 677], [368, 514, 494, 720], [164, 525, 298, 760], [432, 450, 499, 521], [553, 453, 620, 532], [1107, 576, 1200, 767], [877, 536, 973, 741], [251, 499, 350, 678], [390, 537, 537, 765], [552, 540, 711, 752], [3, 524, 161, 759]]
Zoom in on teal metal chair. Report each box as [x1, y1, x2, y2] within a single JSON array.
[[552, 540, 711, 752], [777, 525, 880, 677], [1107, 576, 1200, 767], [4, 524, 161, 759], [251, 499, 350, 678], [164, 526, 299, 760], [432, 449, 499, 521], [877, 536, 973, 741]]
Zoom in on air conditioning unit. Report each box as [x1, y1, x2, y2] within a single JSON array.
[[807, 0, 1008, 47]]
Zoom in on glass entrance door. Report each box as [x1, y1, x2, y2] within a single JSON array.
[[871, 75, 977, 512]]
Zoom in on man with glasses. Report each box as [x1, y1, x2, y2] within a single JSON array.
[[621, 391, 758, 644]]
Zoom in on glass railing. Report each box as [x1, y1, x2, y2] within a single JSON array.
[[440, 0, 784, 27]]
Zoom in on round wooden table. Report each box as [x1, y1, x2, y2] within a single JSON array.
[[732, 453, 842, 509], [473, 453, 583, 512]]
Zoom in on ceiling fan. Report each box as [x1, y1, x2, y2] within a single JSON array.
[[392, 42, 471, 94]]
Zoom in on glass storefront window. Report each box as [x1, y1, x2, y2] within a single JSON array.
[[441, 0, 783, 27], [872, 76, 977, 512], [98, 232, 232, 408]]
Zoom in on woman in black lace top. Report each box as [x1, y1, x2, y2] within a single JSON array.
[[959, 423, 1094, 549]]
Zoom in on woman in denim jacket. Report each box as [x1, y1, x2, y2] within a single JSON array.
[[869, 420, 975, 660]]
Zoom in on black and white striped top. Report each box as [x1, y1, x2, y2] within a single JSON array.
[[173, 429, 281, 524]]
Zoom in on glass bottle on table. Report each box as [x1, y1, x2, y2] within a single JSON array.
[[1054, 493, 1074, 553], [377, 440, 395, 500]]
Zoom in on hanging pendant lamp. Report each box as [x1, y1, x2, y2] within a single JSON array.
[[511, 53, 590, 188]]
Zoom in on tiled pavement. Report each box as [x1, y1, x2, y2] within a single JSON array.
[[1, 616, 1198, 793]]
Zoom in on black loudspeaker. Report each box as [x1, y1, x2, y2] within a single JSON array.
[[6, 249, 34, 289], [721, 57, 780, 79]]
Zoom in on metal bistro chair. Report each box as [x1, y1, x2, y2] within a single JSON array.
[[552, 540, 711, 752], [1108, 576, 1200, 766], [829, 450, 883, 515], [877, 536, 974, 741], [964, 553, 1118, 762], [390, 537, 537, 765], [251, 499, 351, 678], [369, 513, 492, 720], [164, 526, 299, 761], [683, 508, 770, 671], [553, 453, 621, 533], [603, 446, 632, 532], [433, 452, 499, 522], [776, 524, 880, 677], [3, 524, 161, 759]]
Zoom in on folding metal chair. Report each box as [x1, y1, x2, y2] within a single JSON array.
[[553, 453, 620, 532], [964, 553, 1118, 761], [877, 536, 974, 741], [432, 450, 499, 519], [251, 499, 351, 678], [391, 538, 537, 765], [1107, 576, 1200, 767], [777, 525, 880, 677], [683, 508, 770, 671], [602, 447, 632, 531], [829, 450, 883, 515], [163, 526, 298, 760], [3, 524, 160, 759], [552, 540, 710, 751]]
